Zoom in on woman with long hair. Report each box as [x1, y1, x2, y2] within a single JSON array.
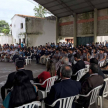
[[2, 71, 38, 108], [33, 59, 56, 91]]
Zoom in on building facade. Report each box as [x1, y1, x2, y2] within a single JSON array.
[[11, 14, 56, 46]]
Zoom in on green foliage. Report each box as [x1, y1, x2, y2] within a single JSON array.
[[34, 4, 52, 18], [0, 20, 10, 34], [2, 29, 10, 34]]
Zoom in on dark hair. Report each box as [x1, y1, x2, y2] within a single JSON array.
[[74, 53, 80, 59], [90, 63, 98, 73], [90, 58, 98, 65], [61, 65, 72, 78], [9, 71, 37, 108], [16, 60, 25, 68]]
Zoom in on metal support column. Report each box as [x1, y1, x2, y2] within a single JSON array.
[[73, 13, 77, 47], [94, 8, 98, 43], [56, 17, 59, 44]]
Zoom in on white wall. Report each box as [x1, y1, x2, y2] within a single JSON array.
[[97, 36, 108, 43], [27, 19, 56, 47], [0, 36, 13, 46], [11, 16, 26, 43]]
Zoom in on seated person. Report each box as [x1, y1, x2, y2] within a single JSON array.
[[33, 60, 55, 90], [98, 49, 106, 63], [80, 58, 105, 84], [75, 63, 104, 108], [1, 71, 38, 108], [1, 59, 33, 100], [44, 65, 81, 108], [72, 53, 85, 80], [57, 56, 71, 78]]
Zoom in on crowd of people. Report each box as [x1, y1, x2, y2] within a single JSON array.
[[0, 41, 108, 108]]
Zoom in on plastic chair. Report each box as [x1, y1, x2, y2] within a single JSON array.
[[98, 61, 105, 67], [72, 68, 88, 81], [15, 101, 41, 108], [32, 76, 58, 108], [33, 76, 58, 98], [85, 65, 90, 69], [47, 96, 76, 108], [27, 56, 32, 64], [98, 78, 108, 108], [76, 85, 102, 108]]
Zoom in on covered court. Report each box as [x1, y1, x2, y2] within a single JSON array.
[[34, 0, 108, 46]]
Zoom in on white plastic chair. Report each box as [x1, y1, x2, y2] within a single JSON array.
[[25, 56, 32, 65], [85, 65, 90, 70], [76, 85, 102, 108], [15, 101, 41, 108], [27, 56, 32, 64], [98, 78, 108, 108], [72, 68, 88, 81], [47, 96, 76, 108], [33, 76, 58, 98], [32, 76, 58, 108], [98, 60, 105, 67]]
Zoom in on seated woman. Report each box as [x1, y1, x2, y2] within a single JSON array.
[[33, 60, 56, 91], [1, 71, 38, 108]]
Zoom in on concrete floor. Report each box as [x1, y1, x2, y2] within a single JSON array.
[[0, 61, 108, 108]]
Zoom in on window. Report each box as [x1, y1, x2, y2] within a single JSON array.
[[21, 23, 23, 29], [23, 38, 25, 43], [19, 39, 21, 44]]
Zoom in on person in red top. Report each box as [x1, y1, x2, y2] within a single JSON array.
[[34, 60, 56, 90]]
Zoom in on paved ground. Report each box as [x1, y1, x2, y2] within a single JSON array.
[[0, 61, 46, 106], [0, 61, 108, 108]]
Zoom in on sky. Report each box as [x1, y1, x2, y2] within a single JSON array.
[[0, 0, 38, 24]]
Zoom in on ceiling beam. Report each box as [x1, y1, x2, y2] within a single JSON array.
[[84, 0, 95, 9], [56, 0, 75, 16]]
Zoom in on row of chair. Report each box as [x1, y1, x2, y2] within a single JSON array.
[[15, 84, 105, 108]]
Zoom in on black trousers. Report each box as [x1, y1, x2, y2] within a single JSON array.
[[35, 55, 40, 64]]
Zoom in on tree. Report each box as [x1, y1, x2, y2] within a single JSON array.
[[0, 20, 10, 34], [34, 4, 52, 18], [2, 29, 10, 34]]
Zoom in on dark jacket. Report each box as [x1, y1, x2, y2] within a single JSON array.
[[44, 79, 81, 108], [72, 60, 85, 75], [79, 65, 105, 84], [72, 60, 85, 80], [77, 74, 104, 108], [1, 69, 33, 100]]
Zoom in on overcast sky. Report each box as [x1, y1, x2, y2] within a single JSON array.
[[0, 0, 38, 24]]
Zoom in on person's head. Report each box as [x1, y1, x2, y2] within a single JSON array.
[[100, 49, 103, 54], [61, 56, 69, 64], [89, 63, 98, 74], [9, 71, 37, 108], [90, 58, 98, 65], [60, 65, 72, 79], [74, 53, 80, 61], [15, 59, 25, 70], [46, 60, 56, 77]]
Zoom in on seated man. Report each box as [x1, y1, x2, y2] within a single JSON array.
[[56, 56, 71, 78], [1, 58, 33, 100], [76, 63, 104, 108], [40, 48, 51, 64], [80, 58, 105, 84], [44, 65, 81, 108], [72, 53, 85, 80]]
